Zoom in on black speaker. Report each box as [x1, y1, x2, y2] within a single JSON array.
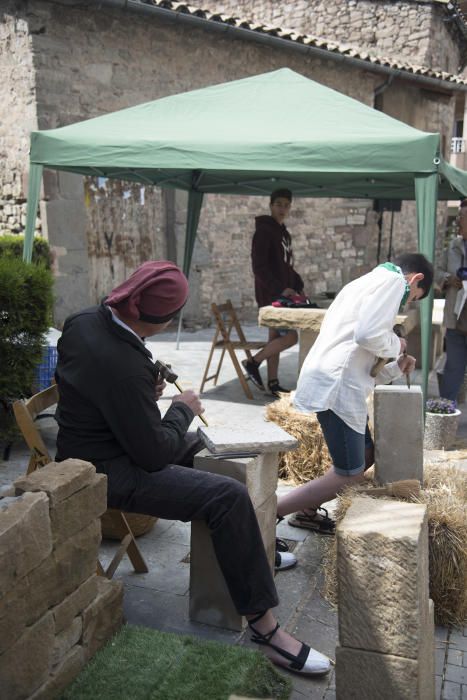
[[373, 199, 402, 213]]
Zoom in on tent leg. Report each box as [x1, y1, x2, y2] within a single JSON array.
[[415, 172, 438, 402]]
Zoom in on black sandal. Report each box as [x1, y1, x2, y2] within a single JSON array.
[[288, 506, 335, 535], [248, 612, 330, 675]]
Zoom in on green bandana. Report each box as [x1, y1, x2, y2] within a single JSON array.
[[378, 262, 410, 311]]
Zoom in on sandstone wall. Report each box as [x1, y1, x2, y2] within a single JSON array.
[[0, 4, 40, 236], [1, 1, 456, 326], [0, 459, 123, 700], [212, 0, 462, 73]]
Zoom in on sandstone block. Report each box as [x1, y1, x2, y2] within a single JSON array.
[[198, 424, 297, 455], [336, 646, 422, 700], [194, 451, 278, 509], [52, 575, 98, 634], [337, 497, 429, 659], [190, 519, 243, 631], [14, 459, 96, 506], [0, 612, 54, 700], [0, 585, 28, 654], [374, 385, 423, 483], [29, 645, 85, 700], [82, 577, 123, 660], [49, 473, 107, 546], [298, 329, 319, 370], [258, 305, 326, 331], [50, 617, 82, 669], [0, 492, 52, 596], [24, 520, 101, 614], [253, 492, 277, 572]]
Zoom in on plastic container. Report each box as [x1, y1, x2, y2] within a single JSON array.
[[34, 345, 58, 392]]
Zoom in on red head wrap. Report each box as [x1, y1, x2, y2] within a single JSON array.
[[106, 260, 189, 323]]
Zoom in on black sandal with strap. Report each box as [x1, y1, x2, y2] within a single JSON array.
[[288, 506, 335, 535], [247, 612, 330, 675]]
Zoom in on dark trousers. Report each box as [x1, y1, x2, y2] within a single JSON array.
[[95, 436, 278, 616]]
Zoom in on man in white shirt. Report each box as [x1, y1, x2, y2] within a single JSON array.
[[277, 253, 433, 532]]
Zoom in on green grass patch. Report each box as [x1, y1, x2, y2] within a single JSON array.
[[61, 625, 292, 700]]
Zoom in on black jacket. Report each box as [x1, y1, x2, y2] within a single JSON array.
[[55, 304, 193, 472], [251, 215, 304, 307]]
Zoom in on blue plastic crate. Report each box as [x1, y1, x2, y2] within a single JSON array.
[[34, 345, 58, 392]]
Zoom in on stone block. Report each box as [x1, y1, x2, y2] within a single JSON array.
[[0, 492, 52, 596], [29, 645, 85, 700], [337, 497, 429, 659], [82, 577, 124, 660], [23, 520, 101, 615], [335, 646, 429, 700], [52, 575, 98, 634], [0, 612, 54, 700], [50, 617, 82, 669], [0, 584, 28, 654], [190, 519, 244, 631], [198, 424, 297, 455], [374, 385, 423, 484], [254, 492, 277, 571], [14, 459, 96, 507], [194, 451, 278, 509], [298, 329, 319, 370], [49, 473, 107, 546]]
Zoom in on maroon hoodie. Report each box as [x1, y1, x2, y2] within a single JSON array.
[[251, 215, 304, 307]]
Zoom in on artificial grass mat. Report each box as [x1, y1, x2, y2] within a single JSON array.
[[60, 624, 292, 700]]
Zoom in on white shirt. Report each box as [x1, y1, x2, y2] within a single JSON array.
[[294, 266, 405, 433]]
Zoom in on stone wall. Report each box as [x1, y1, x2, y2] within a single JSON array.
[[0, 5, 40, 236], [1, 1, 457, 326], [0, 459, 123, 700], [212, 0, 463, 73]]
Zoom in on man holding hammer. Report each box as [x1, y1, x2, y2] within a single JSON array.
[[54, 260, 330, 677]]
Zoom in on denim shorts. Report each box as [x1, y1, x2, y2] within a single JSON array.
[[316, 410, 373, 476]]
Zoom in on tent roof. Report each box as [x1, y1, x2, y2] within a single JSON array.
[[29, 68, 467, 200]]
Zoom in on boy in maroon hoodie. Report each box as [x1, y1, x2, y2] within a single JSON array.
[[244, 189, 304, 397]]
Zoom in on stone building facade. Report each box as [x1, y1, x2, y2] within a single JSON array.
[[1, 0, 466, 326]]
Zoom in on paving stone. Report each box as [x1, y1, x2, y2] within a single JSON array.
[[448, 649, 465, 667], [445, 664, 467, 685], [442, 680, 461, 700], [436, 675, 443, 699], [450, 632, 467, 653]]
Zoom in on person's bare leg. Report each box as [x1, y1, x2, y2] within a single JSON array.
[[277, 466, 365, 518], [253, 329, 297, 367]]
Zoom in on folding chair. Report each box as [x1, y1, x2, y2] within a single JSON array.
[[13, 384, 148, 579], [199, 300, 266, 400]]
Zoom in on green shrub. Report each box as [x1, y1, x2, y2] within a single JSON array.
[[0, 233, 52, 269], [0, 257, 54, 442]]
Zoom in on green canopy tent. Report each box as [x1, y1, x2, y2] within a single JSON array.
[[23, 68, 467, 394]]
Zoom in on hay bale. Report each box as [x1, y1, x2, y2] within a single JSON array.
[[265, 395, 331, 483], [321, 466, 467, 627]]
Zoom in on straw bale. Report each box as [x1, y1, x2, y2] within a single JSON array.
[[265, 395, 331, 483], [321, 466, 467, 627]]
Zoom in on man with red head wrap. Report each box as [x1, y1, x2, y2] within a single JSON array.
[[54, 260, 329, 677]]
